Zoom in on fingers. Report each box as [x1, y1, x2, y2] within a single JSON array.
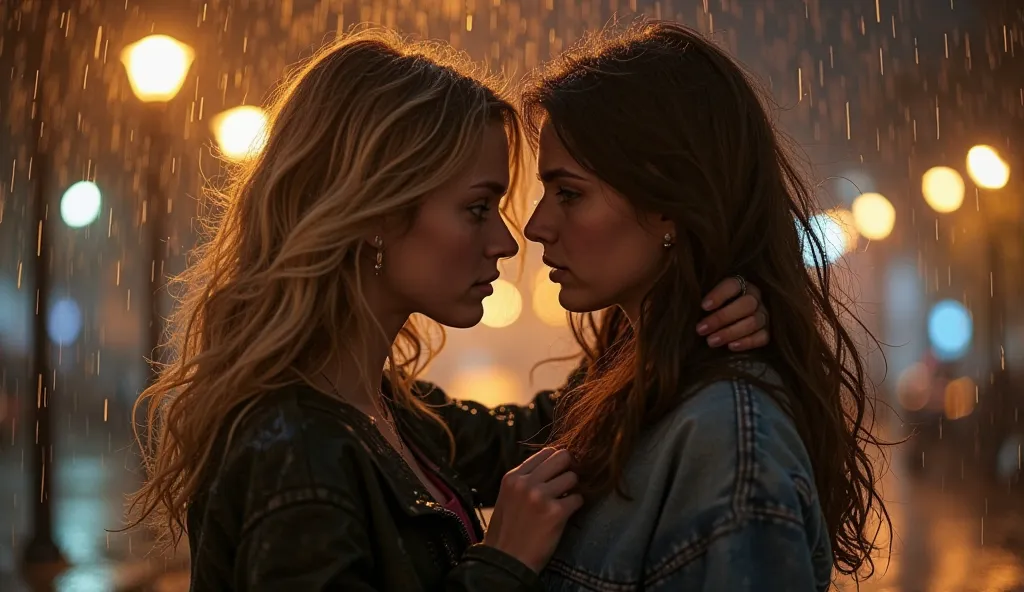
[[726, 328, 770, 352], [517, 447, 557, 474], [538, 470, 579, 498], [555, 493, 584, 514], [697, 294, 759, 337], [701, 276, 745, 311], [704, 306, 769, 347], [528, 448, 574, 483]]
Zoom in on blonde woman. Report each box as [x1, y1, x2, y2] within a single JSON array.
[[128, 29, 767, 591]]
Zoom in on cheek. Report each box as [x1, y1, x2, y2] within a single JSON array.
[[565, 211, 648, 282], [394, 212, 477, 286]]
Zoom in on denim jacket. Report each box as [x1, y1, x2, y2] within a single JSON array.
[[540, 369, 833, 591]]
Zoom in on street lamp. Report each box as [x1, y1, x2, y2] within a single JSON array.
[[211, 106, 269, 161], [121, 35, 194, 103], [120, 35, 193, 377]]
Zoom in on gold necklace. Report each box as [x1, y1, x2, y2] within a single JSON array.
[[320, 371, 405, 453]]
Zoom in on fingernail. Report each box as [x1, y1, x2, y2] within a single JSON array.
[[707, 336, 721, 346], [729, 341, 741, 350], [702, 299, 714, 310], [697, 323, 709, 335]]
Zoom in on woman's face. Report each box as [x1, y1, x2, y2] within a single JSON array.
[[379, 122, 519, 329], [525, 123, 673, 319]]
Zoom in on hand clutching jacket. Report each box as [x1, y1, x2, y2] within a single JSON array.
[[186, 372, 573, 591]]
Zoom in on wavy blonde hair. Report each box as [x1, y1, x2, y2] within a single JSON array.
[[127, 27, 526, 548]]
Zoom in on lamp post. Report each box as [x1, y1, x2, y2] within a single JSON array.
[[120, 35, 194, 378], [20, 0, 66, 577]]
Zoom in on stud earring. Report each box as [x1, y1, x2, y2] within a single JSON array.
[[373, 236, 384, 275], [663, 233, 674, 248]]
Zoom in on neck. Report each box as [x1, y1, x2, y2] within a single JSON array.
[[321, 271, 409, 407]]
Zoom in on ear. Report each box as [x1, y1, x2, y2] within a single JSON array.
[[657, 214, 677, 246]]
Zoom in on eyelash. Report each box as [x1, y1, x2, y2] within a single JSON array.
[[469, 203, 492, 220], [556, 187, 581, 203]]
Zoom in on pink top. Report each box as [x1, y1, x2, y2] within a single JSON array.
[[423, 468, 480, 544], [410, 444, 479, 543]]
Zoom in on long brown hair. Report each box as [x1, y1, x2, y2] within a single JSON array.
[[522, 20, 889, 578], [127, 27, 526, 548]]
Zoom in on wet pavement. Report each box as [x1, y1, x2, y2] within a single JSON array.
[[1, 434, 1022, 591]]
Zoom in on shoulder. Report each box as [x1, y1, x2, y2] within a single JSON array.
[[223, 385, 367, 464], [206, 385, 375, 522], [659, 365, 818, 517]]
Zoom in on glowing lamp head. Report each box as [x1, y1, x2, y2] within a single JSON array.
[[121, 35, 194, 103]]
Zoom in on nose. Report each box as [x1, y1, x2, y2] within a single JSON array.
[[487, 216, 520, 260], [524, 196, 556, 245]]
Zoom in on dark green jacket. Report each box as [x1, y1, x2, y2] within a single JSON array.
[[185, 378, 564, 591]]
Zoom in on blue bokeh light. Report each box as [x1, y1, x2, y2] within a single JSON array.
[[797, 214, 846, 268], [927, 299, 972, 361], [47, 298, 83, 345]]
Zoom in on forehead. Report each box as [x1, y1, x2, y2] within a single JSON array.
[[537, 123, 580, 167], [464, 123, 511, 185]]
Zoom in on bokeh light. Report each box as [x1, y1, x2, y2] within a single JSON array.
[[47, 297, 83, 345], [798, 212, 849, 267], [212, 106, 270, 161], [851, 192, 896, 240], [921, 166, 965, 213], [446, 365, 522, 408], [532, 267, 567, 327], [943, 376, 976, 420], [60, 181, 102, 228], [966, 145, 1011, 190], [896, 362, 932, 412], [829, 208, 859, 252], [120, 35, 194, 102], [481, 279, 522, 328], [927, 299, 973, 361]]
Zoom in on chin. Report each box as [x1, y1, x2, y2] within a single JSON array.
[[428, 303, 485, 329], [557, 289, 611, 314]]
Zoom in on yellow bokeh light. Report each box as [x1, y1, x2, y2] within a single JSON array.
[[447, 366, 523, 408], [481, 279, 522, 328], [851, 192, 895, 240], [532, 267, 567, 327], [827, 207, 859, 253], [966, 145, 1010, 190], [212, 106, 270, 161], [921, 166, 965, 213], [943, 376, 976, 420], [120, 35, 194, 103]]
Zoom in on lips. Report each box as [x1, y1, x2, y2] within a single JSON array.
[[475, 273, 500, 286], [542, 256, 568, 271]]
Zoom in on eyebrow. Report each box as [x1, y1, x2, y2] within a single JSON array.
[[537, 167, 588, 183], [471, 180, 508, 195]]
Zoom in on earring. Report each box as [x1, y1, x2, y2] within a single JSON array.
[[663, 233, 673, 248], [373, 235, 384, 275]]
